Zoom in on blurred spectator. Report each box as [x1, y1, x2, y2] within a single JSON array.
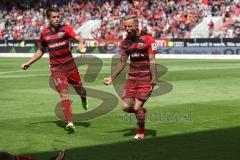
[[208, 20, 214, 37], [0, 0, 240, 40]]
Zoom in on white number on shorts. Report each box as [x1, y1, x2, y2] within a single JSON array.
[[53, 77, 62, 86]]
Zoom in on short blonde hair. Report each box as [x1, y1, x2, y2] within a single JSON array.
[[124, 15, 138, 24]]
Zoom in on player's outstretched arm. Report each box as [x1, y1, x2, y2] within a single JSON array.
[[103, 77, 112, 85], [21, 49, 45, 70], [149, 53, 157, 85], [103, 55, 128, 85], [74, 35, 86, 53]]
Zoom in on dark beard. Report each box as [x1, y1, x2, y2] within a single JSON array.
[[127, 32, 137, 40]]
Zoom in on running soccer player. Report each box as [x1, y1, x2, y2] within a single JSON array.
[[21, 8, 88, 133], [103, 15, 157, 139]]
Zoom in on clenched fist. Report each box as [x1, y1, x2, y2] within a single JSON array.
[[103, 77, 112, 85]]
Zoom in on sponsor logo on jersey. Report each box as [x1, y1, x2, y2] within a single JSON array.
[[58, 31, 65, 38], [49, 41, 67, 48], [137, 43, 144, 49], [131, 53, 145, 58]]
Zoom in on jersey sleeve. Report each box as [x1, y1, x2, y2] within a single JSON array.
[[148, 36, 158, 54], [120, 40, 130, 56], [38, 32, 47, 50], [66, 25, 78, 38]]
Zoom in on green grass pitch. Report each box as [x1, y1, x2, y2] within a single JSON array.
[[0, 57, 240, 160]]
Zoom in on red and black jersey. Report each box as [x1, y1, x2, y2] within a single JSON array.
[[39, 24, 78, 71], [121, 31, 158, 81]]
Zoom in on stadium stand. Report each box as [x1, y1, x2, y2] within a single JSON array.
[[0, 0, 239, 40]]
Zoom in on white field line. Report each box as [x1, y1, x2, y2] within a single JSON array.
[[0, 74, 49, 78], [0, 66, 240, 78], [2, 53, 240, 59], [0, 69, 46, 75]]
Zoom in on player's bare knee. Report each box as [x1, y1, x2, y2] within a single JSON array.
[[121, 105, 129, 112], [121, 103, 130, 112], [133, 104, 143, 112], [61, 96, 69, 101], [59, 93, 69, 101], [133, 99, 145, 111], [133, 107, 141, 112]]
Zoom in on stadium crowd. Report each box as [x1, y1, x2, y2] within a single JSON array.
[[209, 0, 240, 38], [91, 0, 207, 39], [0, 0, 239, 40]]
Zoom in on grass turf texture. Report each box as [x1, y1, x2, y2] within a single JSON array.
[[0, 57, 240, 160]]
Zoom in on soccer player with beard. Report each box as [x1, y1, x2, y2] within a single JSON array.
[[21, 8, 88, 133], [104, 15, 157, 139]]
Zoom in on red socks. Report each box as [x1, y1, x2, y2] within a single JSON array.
[[61, 100, 73, 122], [136, 108, 146, 125]]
